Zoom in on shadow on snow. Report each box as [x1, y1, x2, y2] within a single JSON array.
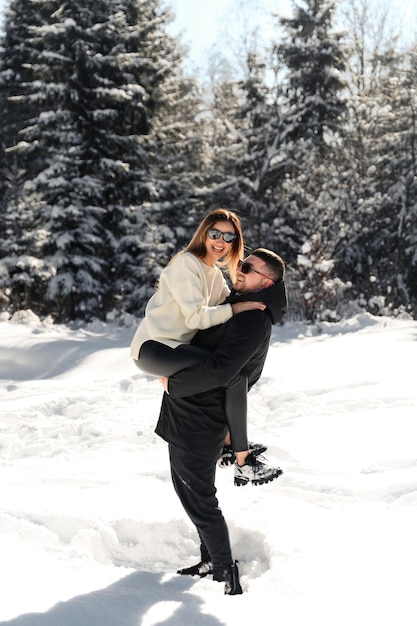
[[0, 570, 223, 626]]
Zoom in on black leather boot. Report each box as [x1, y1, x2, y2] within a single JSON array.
[[213, 560, 243, 595]]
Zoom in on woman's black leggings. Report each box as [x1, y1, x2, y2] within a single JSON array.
[[134, 340, 248, 452]]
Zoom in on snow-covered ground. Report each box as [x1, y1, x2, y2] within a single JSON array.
[[0, 311, 416, 626]]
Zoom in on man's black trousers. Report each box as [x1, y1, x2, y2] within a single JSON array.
[[168, 443, 233, 571]]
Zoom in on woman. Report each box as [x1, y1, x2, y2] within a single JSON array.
[[130, 208, 264, 472]]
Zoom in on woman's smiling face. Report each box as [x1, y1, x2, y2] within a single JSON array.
[[202, 221, 237, 266]]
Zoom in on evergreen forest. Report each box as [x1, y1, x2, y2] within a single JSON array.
[[1, 0, 416, 324]]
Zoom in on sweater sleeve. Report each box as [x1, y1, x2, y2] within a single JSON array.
[[163, 254, 233, 330]]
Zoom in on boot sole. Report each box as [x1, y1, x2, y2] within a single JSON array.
[[234, 468, 283, 487], [177, 570, 213, 577]]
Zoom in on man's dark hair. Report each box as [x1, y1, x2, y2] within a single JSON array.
[[252, 248, 285, 282]]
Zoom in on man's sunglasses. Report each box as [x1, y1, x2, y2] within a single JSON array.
[[207, 228, 237, 244], [238, 259, 274, 283]]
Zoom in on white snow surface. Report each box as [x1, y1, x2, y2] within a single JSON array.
[[0, 311, 416, 626]]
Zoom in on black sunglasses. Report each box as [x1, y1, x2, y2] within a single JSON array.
[[238, 259, 274, 283], [207, 228, 237, 244]]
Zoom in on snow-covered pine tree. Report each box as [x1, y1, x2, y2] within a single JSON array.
[[276, 0, 347, 238], [204, 48, 294, 258], [0, 0, 70, 316], [293, 232, 348, 322], [0, 0, 202, 322], [334, 0, 416, 317], [399, 48, 417, 317], [277, 0, 346, 153], [271, 0, 348, 313], [370, 56, 417, 317], [105, 0, 206, 319], [0, 0, 44, 183]]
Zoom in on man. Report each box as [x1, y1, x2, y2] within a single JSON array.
[[156, 248, 287, 595]]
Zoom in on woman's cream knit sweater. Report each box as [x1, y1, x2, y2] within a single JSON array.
[[130, 252, 233, 358]]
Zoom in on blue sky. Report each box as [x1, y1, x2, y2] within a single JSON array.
[[167, 0, 417, 75], [167, 0, 292, 69]]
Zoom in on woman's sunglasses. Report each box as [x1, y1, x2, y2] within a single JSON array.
[[207, 228, 237, 243], [238, 259, 274, 283]]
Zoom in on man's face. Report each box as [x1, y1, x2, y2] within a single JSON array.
[[233, 254, 274, 294]]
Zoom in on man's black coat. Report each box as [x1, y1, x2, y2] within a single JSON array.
[[155, 280, 287, 459]]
